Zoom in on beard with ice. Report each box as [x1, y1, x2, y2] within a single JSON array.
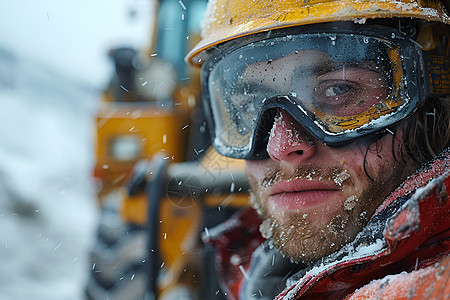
[[248, 161, 409, 265]]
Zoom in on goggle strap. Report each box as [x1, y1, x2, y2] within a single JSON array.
[[423, 52, 450, 96]]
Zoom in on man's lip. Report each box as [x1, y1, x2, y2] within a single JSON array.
[[269, 179, 341, 209], [270, 179, 340, 195]]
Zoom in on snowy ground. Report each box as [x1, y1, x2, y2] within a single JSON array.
[[0, 1, 152, 299]]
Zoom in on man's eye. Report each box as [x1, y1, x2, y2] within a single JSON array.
[[324, 84, 352, 97], [313, 81, 355, 104]]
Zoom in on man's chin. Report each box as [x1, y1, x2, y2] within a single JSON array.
[[270, 229, 342, 264], [266, 211, 360, 264]]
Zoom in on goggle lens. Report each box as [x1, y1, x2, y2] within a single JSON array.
[[204, 30, 417, 159]]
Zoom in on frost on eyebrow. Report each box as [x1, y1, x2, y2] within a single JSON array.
[[333, 169, 351, 186]]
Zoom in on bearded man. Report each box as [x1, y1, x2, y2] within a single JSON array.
[[185, 0, 450, 298]]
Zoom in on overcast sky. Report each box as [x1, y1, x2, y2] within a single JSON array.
[[0, 0, 154, 88]]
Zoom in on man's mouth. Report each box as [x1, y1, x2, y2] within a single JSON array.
[[269, 179, 341, 210]]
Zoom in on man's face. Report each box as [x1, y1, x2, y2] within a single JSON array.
[[245, 110, 416, 263]]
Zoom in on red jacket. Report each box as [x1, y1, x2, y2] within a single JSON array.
[[203, 148, 450, 299]]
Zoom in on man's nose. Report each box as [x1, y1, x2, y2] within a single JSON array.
[[266, 110, 315, 162]]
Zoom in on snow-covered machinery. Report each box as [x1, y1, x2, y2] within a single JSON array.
[[86, 1, 249, 300]]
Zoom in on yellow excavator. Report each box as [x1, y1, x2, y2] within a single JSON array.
[[86, 1, 249, 299]]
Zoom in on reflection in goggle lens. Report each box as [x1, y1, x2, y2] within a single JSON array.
[[207, 33, 408, 157]]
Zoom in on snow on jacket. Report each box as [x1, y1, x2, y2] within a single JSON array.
[[203, 148, 450, 299]]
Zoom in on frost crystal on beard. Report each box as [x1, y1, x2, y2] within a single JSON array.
[[333, 169, 350, 186], [344, 195, 359, 211], [260, 218, 274, 239]]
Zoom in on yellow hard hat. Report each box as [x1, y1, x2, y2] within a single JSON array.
[[186, 0, 450, 65]]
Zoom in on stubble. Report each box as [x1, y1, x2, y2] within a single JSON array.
[[248, 161, 410, 264]]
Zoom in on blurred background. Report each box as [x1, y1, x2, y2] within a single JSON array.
[[0, 0, 250, 299], [0, 1, 152, 299]]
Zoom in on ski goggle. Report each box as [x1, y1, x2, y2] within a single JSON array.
[[201, 23, 450, 159]]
